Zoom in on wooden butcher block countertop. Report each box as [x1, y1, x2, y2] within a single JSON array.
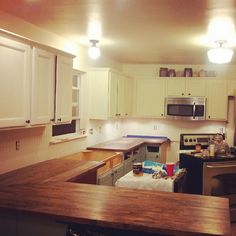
[[0, 150, 121, 186], [87, 135, 170, 152], [0, 149, 231, 236]]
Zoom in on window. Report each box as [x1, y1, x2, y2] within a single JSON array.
[[52, 69, 84, 138]]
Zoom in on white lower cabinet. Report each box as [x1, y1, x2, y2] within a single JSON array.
[[98, 164, 124, 186], [112, 164, 124, 185], [124, 157, 134, 175], [97, 170, 113, 186]]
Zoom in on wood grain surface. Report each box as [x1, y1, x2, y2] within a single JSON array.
[[87, 137, 169, 152], [0, 150, 122, 186], [0, 149, 231, 236], [0, 182, 231, 236]]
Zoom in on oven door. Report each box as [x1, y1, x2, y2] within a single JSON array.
[[203, 161, 236, 222]]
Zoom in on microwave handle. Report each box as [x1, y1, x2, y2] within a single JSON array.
[[193, 103, 196, 119]]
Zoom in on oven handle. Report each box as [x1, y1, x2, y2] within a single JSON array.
[[206, 164, 236, 169]]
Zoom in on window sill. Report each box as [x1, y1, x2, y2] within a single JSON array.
[[50, 133, 87, 144]]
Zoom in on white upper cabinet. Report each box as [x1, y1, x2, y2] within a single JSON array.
[[166, 78, 206, 97], [135, 79, 165, 118], [31, 48, 55, 125], [0, 36, 31, 128], [115, 73, 125, 118], [108, 71, 119, 118], [55, 54, 73, 124], [206, 79, 228, 121], [88, 68, 127, 120], [124, 76, 134, 117]]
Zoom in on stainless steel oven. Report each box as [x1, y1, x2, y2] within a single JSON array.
[[203, 161, 236, 222], [165, 97, 206, 120]]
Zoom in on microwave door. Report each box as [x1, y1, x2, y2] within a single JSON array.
[[194, 105, 205, 119], [167, 104, 194, 117]]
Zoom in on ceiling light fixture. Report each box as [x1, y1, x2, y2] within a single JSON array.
[[207, 40, 233, 64], [88, 39, 101, 59]]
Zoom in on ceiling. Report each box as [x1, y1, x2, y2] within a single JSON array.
[[1, 0, 236, 64]]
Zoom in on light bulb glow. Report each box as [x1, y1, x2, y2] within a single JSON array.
[[208, 17, 235, 42], [208, 47, 233, 64], [88, 45, 101, 59]]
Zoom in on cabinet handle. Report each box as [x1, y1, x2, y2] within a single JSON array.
[[25, 120, 30, 124], [50, 118, 55, 122], [181, 93, 184, 96]]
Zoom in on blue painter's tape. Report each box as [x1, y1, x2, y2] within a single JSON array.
[[125, 135, 168, 139]]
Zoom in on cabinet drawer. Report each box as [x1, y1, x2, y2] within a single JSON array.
[[97, 153, 123, 176]]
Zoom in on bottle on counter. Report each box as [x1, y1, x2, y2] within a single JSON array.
[[209, 143, 215, 157]]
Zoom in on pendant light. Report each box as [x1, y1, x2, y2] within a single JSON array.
[[88, 39, 101, 59], [207, 40, 233, 64]]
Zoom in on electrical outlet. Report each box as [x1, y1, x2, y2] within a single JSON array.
[[16, 140, 20, 151]]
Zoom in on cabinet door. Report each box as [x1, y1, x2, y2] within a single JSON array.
[[89, 70, 109, 120], [185, 78, 206, 97], [112, 164, 124, 185], [206, 80, 227, 121], [97, 170, 113, 186], [31, 48, 55, 125], [108, 71, 118, 118], [135, 79, 165, 117], [0, 36, 31, 128], [124, 158, 133, 174], [124, 76, 133, 117], [55, 54, 73, 123], [117, 74, 125, 117], [166, 78, 185, 96]]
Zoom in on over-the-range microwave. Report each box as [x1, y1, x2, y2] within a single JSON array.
[[165, 97, 206, 120]]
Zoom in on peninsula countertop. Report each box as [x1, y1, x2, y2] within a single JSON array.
[[0, 149, 231, 236], [87, 135, 170, 152]]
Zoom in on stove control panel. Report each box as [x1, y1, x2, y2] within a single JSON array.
[[180, 133, 216, 150]]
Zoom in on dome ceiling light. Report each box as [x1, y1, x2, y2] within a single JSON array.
[[88, 39, 101, 59], [207, 40, 233, 64]]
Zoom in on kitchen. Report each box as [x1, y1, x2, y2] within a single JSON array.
[[0, 0, 236, 235]]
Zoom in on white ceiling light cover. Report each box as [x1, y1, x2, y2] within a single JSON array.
[[208, 42, 233, 64]]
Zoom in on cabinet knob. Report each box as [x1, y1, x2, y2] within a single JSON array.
[[181, 93, 184, 96], [161, 114, 164, 116], [208, 115, 211, 119], [188, 93, 191, 96], [50, 118, 55, 122], [25, 120, 30, 124], [58, 118, 62, 122], [125, 113, 128, 116]]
